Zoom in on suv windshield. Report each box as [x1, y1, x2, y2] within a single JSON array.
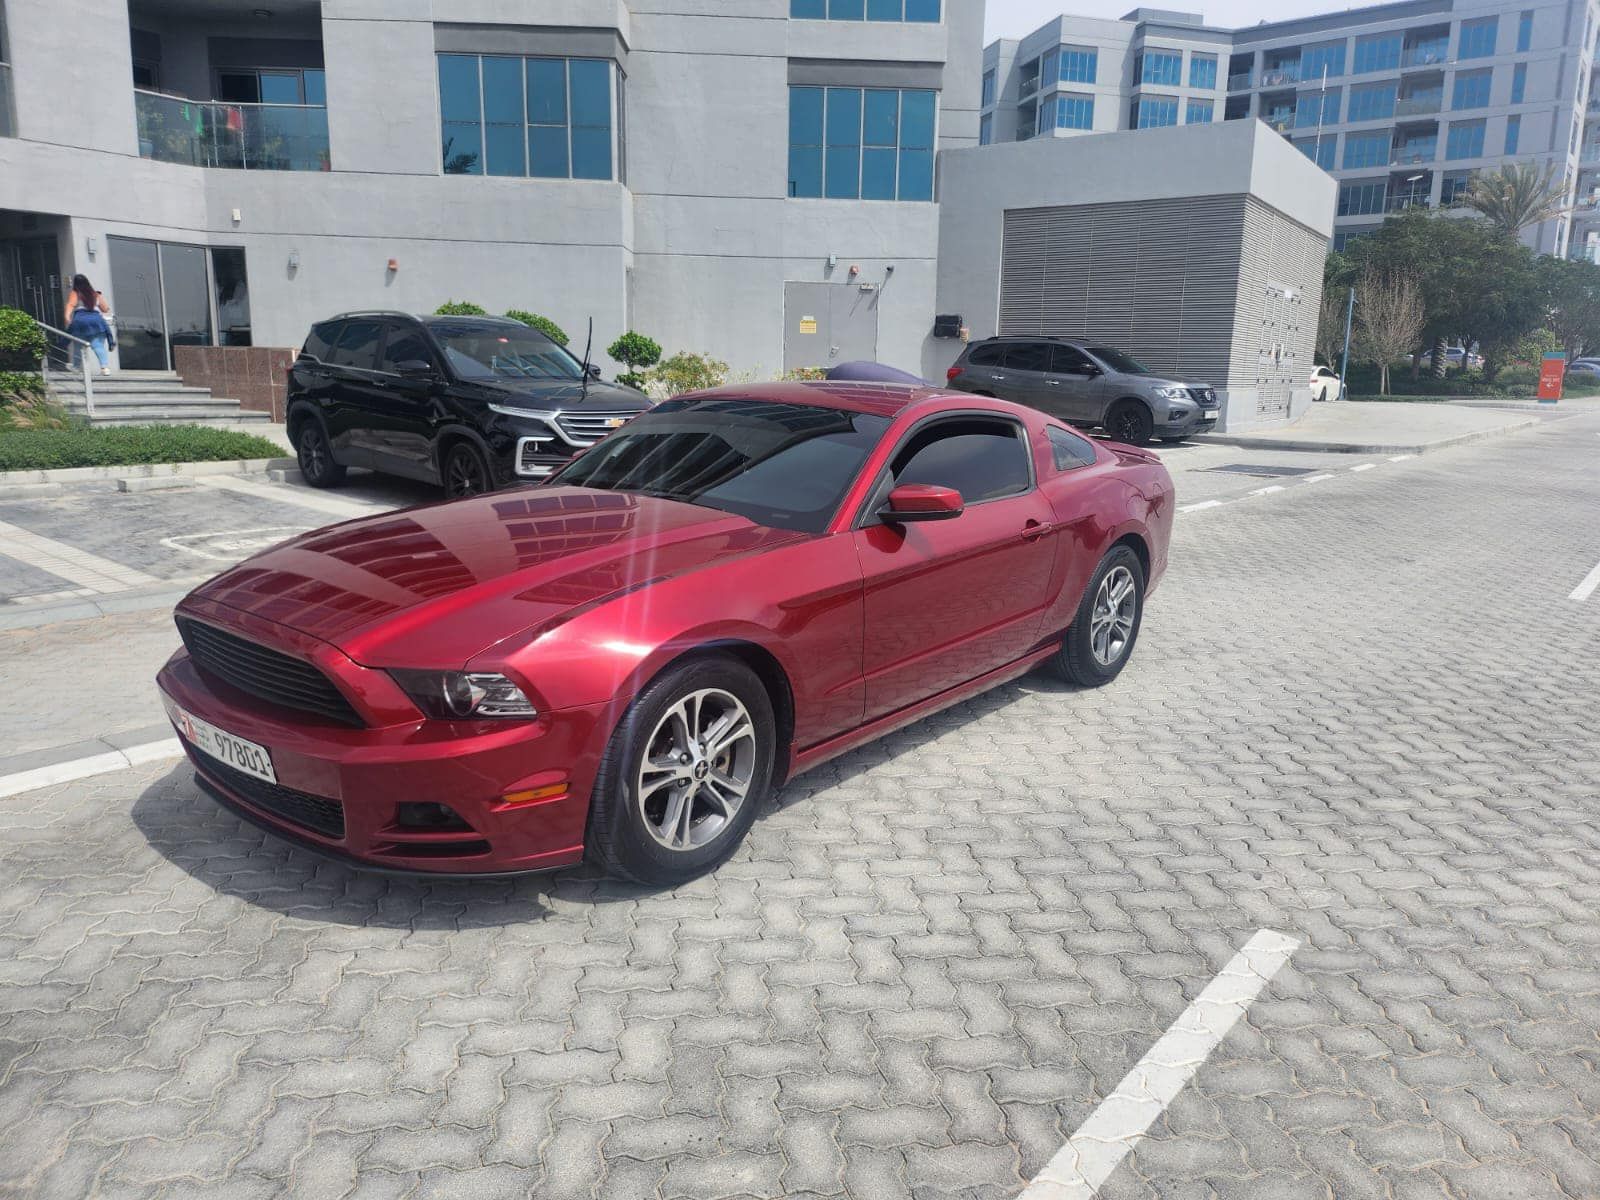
[[1087, 347, 1152, 375], [429, 321, 585, 381], [554, 398, 891, 533]]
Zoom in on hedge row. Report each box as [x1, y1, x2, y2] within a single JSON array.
[[0, 425, 286, 471]]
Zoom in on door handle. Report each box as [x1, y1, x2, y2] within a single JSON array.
[[1047, 380, 1061, 386], [1021, 520, 1053, 542]]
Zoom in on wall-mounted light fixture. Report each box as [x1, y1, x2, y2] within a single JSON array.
[[230, 208, 242, 224], [826, 254, 837, 271], [85, 236, 97, 261], [387, 257, 399, 273], [287, 249, 301, 272], [847, 264, 860, 278]]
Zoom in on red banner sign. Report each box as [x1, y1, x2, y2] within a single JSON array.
[[1537, 354, 1565, 403]]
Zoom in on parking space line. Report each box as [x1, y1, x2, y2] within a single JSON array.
[[1303, 474, 1335, 483], [1179, 500, 1223, 513], [1569, 558, 1600, 603], [194, 475, 388, 519], [1388, 454, 1416, 462], [1017, 929, 1301, 1200], [1349, 463, 1376, 472], [0, 738, 183, 800], [1248, 485, 1285, 496], [0, 518, 158, 594]]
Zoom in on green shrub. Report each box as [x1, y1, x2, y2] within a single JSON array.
[[0, 426, 285, 471], [0, 308, 48, 372], [780, 367, 829, 382], [648, 351, 730, 397], [607, 331, 663, 388], [504, 310, 569, 346], [434, 300, 487, 316]]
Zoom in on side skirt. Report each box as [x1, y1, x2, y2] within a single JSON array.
[[788, 643, 1060, 780]]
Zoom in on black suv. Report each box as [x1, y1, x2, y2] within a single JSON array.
[[286, 312, 650, 497]]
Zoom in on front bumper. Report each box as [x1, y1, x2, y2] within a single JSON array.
[[1154, 405, 1220, 437], [156, 650, 609, 875]]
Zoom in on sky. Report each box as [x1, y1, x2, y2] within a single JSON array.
[[982, 0, 1347, 40]]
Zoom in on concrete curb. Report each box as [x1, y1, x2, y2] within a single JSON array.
[[0, 579, 205, 632], [0, 457, 297, 486], [1191, 416, 1541, 456]]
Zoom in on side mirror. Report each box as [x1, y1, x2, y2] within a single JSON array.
[[586, 364, 603, 380], [880, 483, 964, 524], [396, 359, 437, 379]]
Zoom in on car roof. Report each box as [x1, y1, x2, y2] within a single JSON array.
[[320, 311, 523, 328], [670, 379, 973, 418]]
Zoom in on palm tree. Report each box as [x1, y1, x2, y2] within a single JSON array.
[[1462, 161, 1568, 236]]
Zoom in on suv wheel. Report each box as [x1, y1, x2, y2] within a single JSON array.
[[1106, 400, 1154, 446], [296, 421, 347, 488], [443, 442, 492, 499]]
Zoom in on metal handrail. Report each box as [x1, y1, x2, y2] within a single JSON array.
[[30, 317, 96, 419]]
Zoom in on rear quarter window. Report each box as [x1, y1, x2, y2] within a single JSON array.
[[302, 321, 341, 362], [1047, 425, 1097, 471], [966, 343, 1003, 367]]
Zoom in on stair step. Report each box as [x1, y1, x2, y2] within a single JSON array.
[[48, 382, 216, 396], [84, 412, 275, 426], [61, 396, 245, 408]]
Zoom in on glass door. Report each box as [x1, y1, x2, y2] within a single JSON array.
[[107, 237, 167, 370], [159, 243, 213, 362]]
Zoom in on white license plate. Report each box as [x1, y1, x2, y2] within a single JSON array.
[[173, 706, 276, 784]]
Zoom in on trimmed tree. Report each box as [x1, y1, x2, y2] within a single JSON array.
[[1355, 267, 1425, 396], [435, 300, 487, 316], [606, 331, 662, 388], [504, 310, 569, 346]]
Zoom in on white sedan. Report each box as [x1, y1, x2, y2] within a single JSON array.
[[1310, 366, 1344, 402]]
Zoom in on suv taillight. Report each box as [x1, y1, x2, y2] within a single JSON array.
[[946, 366, 963, 382]]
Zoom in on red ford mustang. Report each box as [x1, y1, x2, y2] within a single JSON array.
[[157, 382, 1174, 884]]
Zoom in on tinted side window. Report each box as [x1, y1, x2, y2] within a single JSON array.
[[326, 320, 384, 370], [1050, 345, 1096, 374], [891, 418, 1031, 503], [966, 343, 1003, 367], [1047, 425, 1097, 471], [303, 321, 341, 362], [378, 325, 434, 373], [1003, 343, 1051, 372]]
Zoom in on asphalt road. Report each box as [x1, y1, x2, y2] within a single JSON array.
[[1, 409, 1599, 1198]]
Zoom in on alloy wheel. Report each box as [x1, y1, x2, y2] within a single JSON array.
[[1089, 565, 1137, 666], [635, 688, 757, 852], [1111, 406, 1149, 444], [447, 448, 488, 498], [300, 428, 327, 478]]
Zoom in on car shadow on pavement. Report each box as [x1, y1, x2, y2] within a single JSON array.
[[130, 665, 1079, 926]]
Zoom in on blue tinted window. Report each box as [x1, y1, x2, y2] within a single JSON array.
[[1189, 54, 1217, 89], [440, 54, 613, 180], [1511, 63, 1526, 103], [904, 0, 940, 20], [1352, 33, 1400, 73], [897, 149, 933, 200], [1060, 47, 1096, 83], [1186, 98, 1213, 124], [867, 0, 900, 18], [1136, 95, 1178, 128], [794, 0, 938, 18], [828, 0, 865, 17], [1299, 41, 1346, 80], [791, 0, 826, 14], [824, 88, 861, 199], [1041, 50, 1060, 87], [1453, 70, 1491, 109], [1343, 129, 1390, 168], [1446, 119, 1486, 159], [1505, 113, 1521, 154], [1297, 136, 1336, 169], [1140, 51, 1182, 86], [981, 70, 995, 106], [1517, 9, 1533, 50], [1347, 82, 1396, 121], [1058, 94, 1093, 129], [979, 113, 992, 144], [303, 70, 326, 106], [900, 89, 935, 148], [439, 55, 483, 175], [1295, 89, 1340, 128], [863, 89, 898, 146], [789, 88, 824, 197], [1338, 180, 1387, 216], [789, 86, 935, 201], [1458, 17, 1497, 59]]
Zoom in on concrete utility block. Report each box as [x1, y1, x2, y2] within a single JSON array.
[[266, 468, 306, 485], [115, 476, 192, 494]]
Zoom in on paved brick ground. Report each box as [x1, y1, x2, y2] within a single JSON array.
[[1, 410, 1598, 1198]]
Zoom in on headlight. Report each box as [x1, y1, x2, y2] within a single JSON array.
[[1157, 385, 1191, 401], [390, 670, 537, 719], [487, 403, 555, 427]]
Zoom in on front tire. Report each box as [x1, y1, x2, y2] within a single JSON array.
[[1054, 545, 1145, 688], [1106, 401, 1154, 446], [443, 442, 492, 499], [586, 655, 775, 886], [296, 421, 347, 488]]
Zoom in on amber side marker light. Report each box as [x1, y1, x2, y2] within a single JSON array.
[[500, 782, 568, 808]]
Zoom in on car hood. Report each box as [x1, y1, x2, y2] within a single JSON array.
[[466, 377, 648, 412], [182, 488, 798, 667], [1129, 374, 1215, 392]]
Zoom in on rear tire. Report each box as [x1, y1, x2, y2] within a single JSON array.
[[586, 655, 776, 886], [1106, 400, 1154, 446], [295, 421, 346, 488], [1054, 545, 1145, 688]]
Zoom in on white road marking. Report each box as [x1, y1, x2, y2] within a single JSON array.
[[0, 738, 183, 800], [194, 475, 387, 519], [1248, 485, 1285, 496], [1178, 500, 1224, 513], [1569, 558, 1600, 603], [1349, 463, 1376, 472], [0, 518, 158, 594], [1302, 474, 1335, 484], [1017, 929, 1301, 1200], [162, 527, 312, 562], [1388, 454, 1417, 462]]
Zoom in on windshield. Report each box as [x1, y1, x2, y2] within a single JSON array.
[[1087, 347, 1152, 376], [430, 321, 586, 381], [553, 398, 891, 533]]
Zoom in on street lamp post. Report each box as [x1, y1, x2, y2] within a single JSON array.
[[1338, 286, 1356, 397]]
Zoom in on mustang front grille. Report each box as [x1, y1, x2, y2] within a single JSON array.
[[177, 617, 363, 727], [191, 747, 346, 839]]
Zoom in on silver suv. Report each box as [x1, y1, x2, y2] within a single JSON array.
[[945, 337, 1219, 445]]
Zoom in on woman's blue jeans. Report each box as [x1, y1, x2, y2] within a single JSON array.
[[73, 337, 110, 369]]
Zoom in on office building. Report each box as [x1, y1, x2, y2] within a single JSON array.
[[981, 0, 1599, 259], [0, 0, 982, 390]]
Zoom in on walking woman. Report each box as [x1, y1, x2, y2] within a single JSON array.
[[64, 274, 113, 375]]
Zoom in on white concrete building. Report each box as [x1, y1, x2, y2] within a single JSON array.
[[981, 0, 1600, 259], [0, 0, 982, 387]]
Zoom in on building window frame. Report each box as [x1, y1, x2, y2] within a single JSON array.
[[1059, 46, 1097, 84], [1133, 94, 1179, 128], [790, 0, 941, 21], [1456, 16, 1498, 60], [1057, 93, 1094, 129], [1186, 97, 1214, 124], [437, 53, 619, 181], [1189, 53, 1218, 90], [1137, 49, 1183, 87], [1452, 68, 1492, 110], [788, 85, 938, 202], [1504, 112, 1520, 154], [1343, 129, 1391, 168], [1352, 32, 1401, 74], [1445, 117, 1487, 160]]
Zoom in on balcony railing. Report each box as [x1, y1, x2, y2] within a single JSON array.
[[1395, 95, 1443, 117], [0, 63, 14, 138], [1386, 194, 1432, 212], [1391, 147, 1437, 165], [134, 89, 330, 171], [1259, 65, 1301, 87], [1228, 70, 1256, 91], [1263, 111, 1295, 133], [1401, 45, 1449, 68]]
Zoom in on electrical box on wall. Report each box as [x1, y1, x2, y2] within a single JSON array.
[[933, 314, 963, 339]]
